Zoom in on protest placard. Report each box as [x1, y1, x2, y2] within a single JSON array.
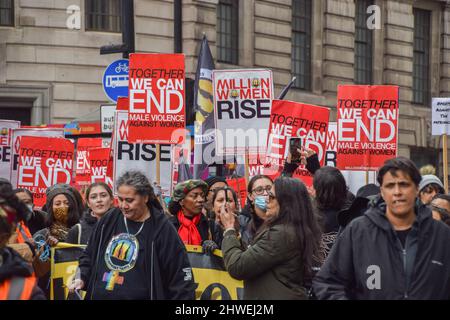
[[128, 53, 185, 143], [0, 120, 20, 180], [17, 136, 74, 208], [10, 128, 65, 188], [113, 110, 172, 196], [213, 69, 273, 156], [336, 85, 399, 171], [75, 138, 103, 187]]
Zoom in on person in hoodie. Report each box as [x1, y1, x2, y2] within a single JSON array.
[[66, 182, 115, 245], [69, 171, 195, 300], [0, 181, 45, 300], [13, 188, 47, 236], [312, 156, 450, 300]]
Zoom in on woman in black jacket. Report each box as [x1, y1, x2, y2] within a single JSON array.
[[69, 171, 195, 300], [66, 182, 114, 245]]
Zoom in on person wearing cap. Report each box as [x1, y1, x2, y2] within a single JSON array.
[[312, 157, 450, 300], [429, 194, 450, 226], [168, 179, 222, 253], [418, 174, 445, 205], [0, 180, 45, 300]]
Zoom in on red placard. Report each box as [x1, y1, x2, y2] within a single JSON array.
[[116, 97, 129, 111], [226, 177, 248, 210], [266, 100, 330, 166], [264, 100, 329, 187], [336, 85, 399, 170], [87, 147, 113, 188], [75, 138, 103, 186], [17, 136, 74, 209], [128, 53, 185, 144]]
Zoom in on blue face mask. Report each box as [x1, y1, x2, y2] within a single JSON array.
[[254, 196, 268, 212]]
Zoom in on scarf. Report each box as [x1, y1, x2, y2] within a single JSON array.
[[177, 210, 202, 245], [49, 223, 70, 242]]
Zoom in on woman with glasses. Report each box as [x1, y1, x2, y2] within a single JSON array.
[[430, 194, 450, 227], [219, 177, 321, 299], [239, 175, 274, 247]]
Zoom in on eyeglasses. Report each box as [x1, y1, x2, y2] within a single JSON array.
[[267, 191, 276, 202], [251, 185, 272, 195]]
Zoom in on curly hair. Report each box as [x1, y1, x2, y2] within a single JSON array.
[[116, 171, 162, 210]]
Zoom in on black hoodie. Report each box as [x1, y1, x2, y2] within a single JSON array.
[[78, 205, 196, 300], [0, 247, 46, 300], [312, 196, 450, 300]]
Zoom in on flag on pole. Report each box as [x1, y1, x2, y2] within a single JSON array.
[[177, 149, 193, 183], [278, 77, 296, 100], [193, 35, 216, 179]]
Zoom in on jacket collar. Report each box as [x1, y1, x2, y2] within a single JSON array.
[[364, 195, 433, 232]]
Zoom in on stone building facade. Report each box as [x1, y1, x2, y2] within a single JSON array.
[[0, 0, 449, 172]]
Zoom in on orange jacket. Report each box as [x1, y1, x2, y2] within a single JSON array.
[[16, 221, 32, 243], [0, 276, 37, 300]]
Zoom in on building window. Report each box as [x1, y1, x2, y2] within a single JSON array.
[[217, 0, 239, 65], [0, 98, 33, 125], [0, 0, 14, 26], [85, 0, 121, 32], [354, 0, 373, 84], [413, 9, 431, 105], [292, 0, 312, 90]]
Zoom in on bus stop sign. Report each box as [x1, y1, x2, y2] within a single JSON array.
[[102, 59, 129, 103]]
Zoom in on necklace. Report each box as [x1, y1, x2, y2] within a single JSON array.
[[123, 216, 145, 236]]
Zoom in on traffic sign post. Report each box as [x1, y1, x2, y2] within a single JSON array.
[[102, 59, 129, 103]]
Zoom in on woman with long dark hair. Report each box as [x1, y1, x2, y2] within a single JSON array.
[[312, 166, 353, 264], [219, 177, 321, 300]]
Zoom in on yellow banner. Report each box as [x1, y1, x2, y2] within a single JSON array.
[[49, 243, 243, 300]]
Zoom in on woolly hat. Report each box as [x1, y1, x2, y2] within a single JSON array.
[[419, 175, 444, 192], [45, 185, 78, 211], [172, 179, 208, 202], [204, 176, 228, 189]]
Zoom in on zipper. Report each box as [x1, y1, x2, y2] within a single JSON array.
[[402, 248, 408, 299]]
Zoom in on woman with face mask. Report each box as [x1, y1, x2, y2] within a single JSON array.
[[66, 182, 114, 245], [32, 187, 82, 297], [239, 175, 274, 247]]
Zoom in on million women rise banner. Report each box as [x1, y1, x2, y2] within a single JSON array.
[[128, 53, 185, 144], [213, 69, 273, 156], [336, 85, 399, 170], [17, 136, 74, 208]]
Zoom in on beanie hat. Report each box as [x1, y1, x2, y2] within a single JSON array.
[[204, 176, 227, 189], [172, 180, 208, 202], [45, 186, 77, 211], [419, 175, 444, 192]]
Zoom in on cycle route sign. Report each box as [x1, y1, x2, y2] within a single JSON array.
[[102, 59, 129, 103]]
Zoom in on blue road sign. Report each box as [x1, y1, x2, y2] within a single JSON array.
[[102, 59, 129, 103]]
